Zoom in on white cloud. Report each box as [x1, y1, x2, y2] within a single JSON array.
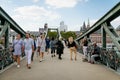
[[111, 16, 120, 28], [12, 5, 61, 31], [45, 0, 88, 8]]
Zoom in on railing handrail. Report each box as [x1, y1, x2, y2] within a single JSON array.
[[76, 2, 120, 41], [0, 7, 26, 36]]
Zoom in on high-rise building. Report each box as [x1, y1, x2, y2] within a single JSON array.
[[59, 21, 67, 32]]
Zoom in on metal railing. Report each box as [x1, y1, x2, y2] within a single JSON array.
[[78, 45, 120, 71], [0, 48, 13, 70], [0, 48, 25, 71]]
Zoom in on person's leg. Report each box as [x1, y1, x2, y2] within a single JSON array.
[[31, 52, 34, 61], [27, 49, 32, 68], [83, 46, 85, 56], [70, 49, 73, 60], [88, 52, 91, 62], [42, 52, 44, 59], [17, 55, 20, 66], [53, 48, 56, 57], [84, 47, 87, 59], [51, 48, 53, 57], [59, 53, 62, 60], [83, 46, 87, 61], [74, 49, 77, 61], [91, 54, 99, 64], [13, 55, 17, 63], [25, 50, 28, 67], [39, 52, 42, 61]]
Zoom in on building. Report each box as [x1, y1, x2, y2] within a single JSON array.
[[79, 20, 115, 48], [90, 33, 112, 47], [59, 21, 67, 32]]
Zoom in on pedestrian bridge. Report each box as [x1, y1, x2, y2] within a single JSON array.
[[0, 1, 120, 80], [0, 48, 120, 80]]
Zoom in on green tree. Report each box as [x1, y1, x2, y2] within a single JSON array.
[[47, 31, 57, 39], [61, 31, 77, 40]]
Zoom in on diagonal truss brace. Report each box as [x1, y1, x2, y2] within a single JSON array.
[[0, 21, 10, 38], [103, 23, 120, 50]]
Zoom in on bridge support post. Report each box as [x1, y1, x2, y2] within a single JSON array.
[[101, 26, 106, 49], [5, 22, 10, 48]]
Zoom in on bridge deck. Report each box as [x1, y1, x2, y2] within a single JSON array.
[[0, 48, 120, 80]]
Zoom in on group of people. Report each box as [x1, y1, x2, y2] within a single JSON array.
[[12, 32, 100, 69], [12, 33, 34, 69], [12, 33, 78, 69], [82, 38, 100, 64]]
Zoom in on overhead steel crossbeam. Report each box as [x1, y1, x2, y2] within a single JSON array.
[[76, 2, 120, 41], [0, 7, 26, 36], [46, 28, 62, 38]]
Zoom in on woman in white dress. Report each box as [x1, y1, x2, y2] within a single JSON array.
[[39, 34, 46, 62]]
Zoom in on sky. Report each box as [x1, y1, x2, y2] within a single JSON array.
[[0, 0, 120, 31]]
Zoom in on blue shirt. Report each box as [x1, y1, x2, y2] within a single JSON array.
[[24, 38, 34, 50]]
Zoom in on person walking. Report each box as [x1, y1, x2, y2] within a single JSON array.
[[56, 38, 64, 60], [68, 37, 77, 61], [45, 37, 50, 54], [50, 37, 56, 57], [82, 37, 88, 62], [13, 34, 24, 68], [36, 34, 42, 57], [23, 33, 34, 69], [31, 36, 36, 62], [39, 34, 46, 62]]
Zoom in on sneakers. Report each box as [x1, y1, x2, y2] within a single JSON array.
[[39, 58, 44, 62], [58, 57, 62, 60], [39, 59, 42, 62], [17, 65, 20, 68], [51, 54, 56, 57], [28, 66, 31, 69]]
